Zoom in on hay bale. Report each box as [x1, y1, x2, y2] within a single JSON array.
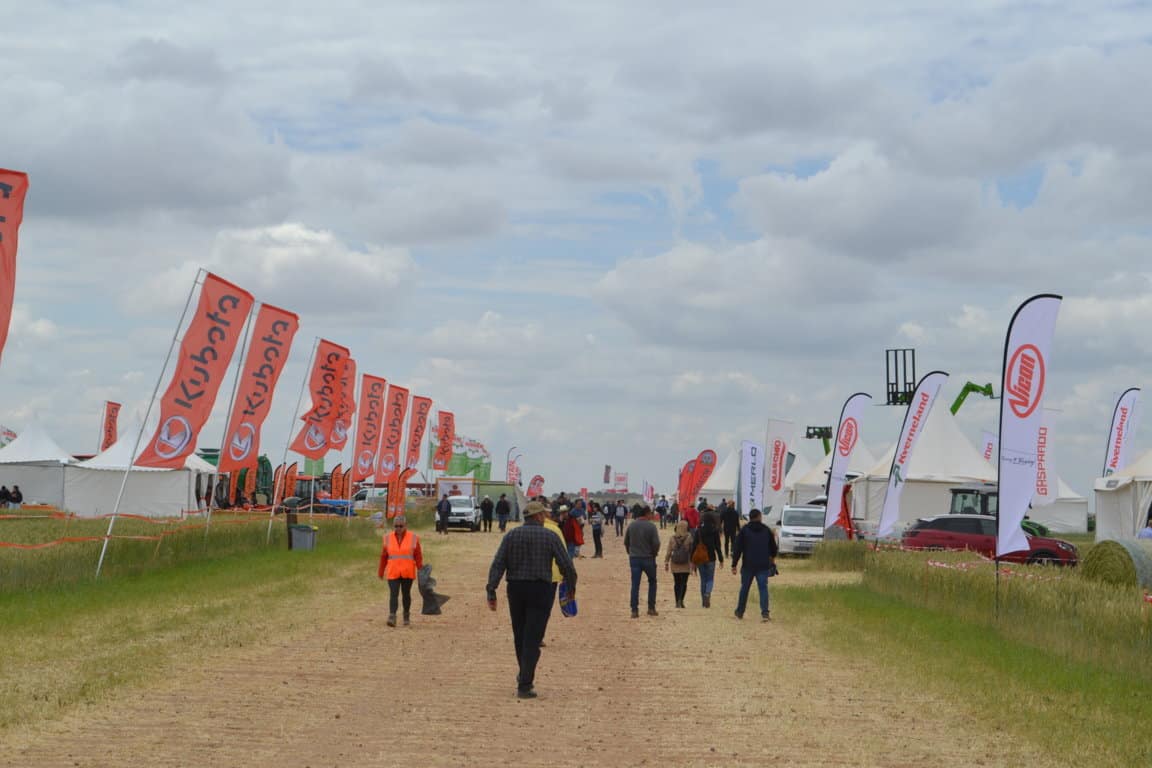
[[1080, 539, 1152, 589]]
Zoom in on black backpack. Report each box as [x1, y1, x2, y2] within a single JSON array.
[[670, 535, 692, 565]]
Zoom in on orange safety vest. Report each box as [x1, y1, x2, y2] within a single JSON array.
[[384, 530, 419, 580]]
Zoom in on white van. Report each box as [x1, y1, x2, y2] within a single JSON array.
[[776, 504, 826, 556]]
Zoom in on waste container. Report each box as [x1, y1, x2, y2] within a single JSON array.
[[289, 524, 318, 551]]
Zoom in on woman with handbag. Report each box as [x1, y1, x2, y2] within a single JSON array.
[[690, 510, 723, 607]]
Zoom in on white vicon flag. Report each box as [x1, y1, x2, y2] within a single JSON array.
[[762, 418, 795, 518], [877, 371, 949, 538], [980, 430, 998, 464], [824, 392, 872, 531], [1032, 408, 1058, 507], [738, 440, 765, 517], [1103, 387, 1140, 476], [998, 294, 1062, 557]]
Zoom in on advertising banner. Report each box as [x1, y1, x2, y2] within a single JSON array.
[[327, 358, 357, 452], [429, 433, 492, 479], [762, 419, 795, 517], [404, 396, 433, 470], [877, 371, 948, 538], [377, 384, 410, 483], [737, 440, 765, 518], [0, 168, 29, 364], [100, 401, 122, 452], [603, 464, 611, 485], [614, 472, 629, 493], [527, 474, 545, 497], [137, 273, 255, 468], [431, 411, 455, 471], [1103, 387, 1140, 476], [351, 375, 387, 482], [678, 459, 695, 505], [1032, 408, 1057, 507], [997, 294, 1062, 557], [685, 450, 717, 505], [289, 339, 351, 460], [823, 392, 872, 530], [980, 430, 998, 464]]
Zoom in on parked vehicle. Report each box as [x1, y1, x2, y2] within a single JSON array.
[[352, 486, 388, 512], [901, 514, 1078, 565], [446, 496, 482, 531], [775, 504, 826, 556]]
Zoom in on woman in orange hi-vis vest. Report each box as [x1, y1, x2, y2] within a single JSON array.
[[378, 515, 424, 627]]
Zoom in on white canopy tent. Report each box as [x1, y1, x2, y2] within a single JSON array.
[[0, 421, 76, 506], [1094, 448, 1152, 539], [790, 442, 879, 506], [699, 448, 739, 506], [1033, 477, 1089, 534]]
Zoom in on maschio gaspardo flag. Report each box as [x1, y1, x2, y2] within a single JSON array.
[[737, 440, 764, 518], [405, 396, 433, 470], [1103, 387, 1140, 476], [100, 401, 121, 452], [352, 375, 387, 482], [289, 339, 351, 460], [137, 273, 255, 468], [377, 384, 410, 483], [997, 293, 1062, 557], [1032, 407, 1058, 507], [824, 392, 872, 530], [0, 169, 29, 366], [877, 371, 948, 538], [762, 419, 795, 518], [431, 411, 454, 471], [980, 429, 998, 464], [218, 304, 299, 473]]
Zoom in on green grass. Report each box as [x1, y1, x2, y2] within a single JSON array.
[[775, 583, 1152, 766]]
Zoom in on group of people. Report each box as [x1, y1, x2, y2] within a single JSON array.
[[0, 484, 23, 508]]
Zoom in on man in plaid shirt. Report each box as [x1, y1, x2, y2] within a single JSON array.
[[487, 501, 577, 699]]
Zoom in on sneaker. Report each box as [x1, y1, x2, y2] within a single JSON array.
[[630, 609, 639, 619], [762, 611, 771, 622], [516, 688, 538, 700], [386, 614, 396, 628], [734, 611, 743, 620], [647, 607, 659, 617]]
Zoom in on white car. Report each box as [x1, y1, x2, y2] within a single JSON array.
[[352, 486, 388, 512], [776, 504, 826, 556], [445, 496, 482, 531]]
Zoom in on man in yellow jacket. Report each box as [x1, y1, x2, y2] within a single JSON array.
[[378, 515, 424, 627]]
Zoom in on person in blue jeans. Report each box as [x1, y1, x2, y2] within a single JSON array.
[[623, 506, 661, 618], [730, 508, 779, 621], [691, 510, 724, 607]]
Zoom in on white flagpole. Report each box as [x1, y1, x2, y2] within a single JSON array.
[[96, 268, 205, 579], [267, 337, 318, 543]]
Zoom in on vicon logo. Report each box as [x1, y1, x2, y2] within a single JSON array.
[[837, 417, 859, 457], [1006, 344, 1045, 419], [769, 439, 786, 491]]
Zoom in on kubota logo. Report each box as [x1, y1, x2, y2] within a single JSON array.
[[154, 416, 192, 459], [331, 419, 348, 444], [303, 423, 327, 452], [379, 454, 397, 473], [227, 422, 256, 461], [1006, 344, 1044, 419], [770, 439, 786, 491], [837, 417, 858, 457], [357, 450, 375, 474]]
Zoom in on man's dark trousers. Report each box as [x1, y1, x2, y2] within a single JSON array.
[[507, 580, 552, 692]]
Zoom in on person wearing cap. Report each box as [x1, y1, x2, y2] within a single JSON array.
[[623, 505, 661, 618], [486, 501, 577, 700], [560, 505, 584, 559], [377, 515, 424, 627]]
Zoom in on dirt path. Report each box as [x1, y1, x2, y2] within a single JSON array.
[[4, 525, 1055, 767]]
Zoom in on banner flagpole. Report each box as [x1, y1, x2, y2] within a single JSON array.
[[344, 373, 361, 528], [96, 268, 205, 579], [267, 337, 318, 543]]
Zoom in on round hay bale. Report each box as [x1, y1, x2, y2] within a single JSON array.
[[1080, 539, 1152, 589]]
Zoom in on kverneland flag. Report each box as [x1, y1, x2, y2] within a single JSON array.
[[137, 273, 255, 468], [377, 384, 410, 483], [405, 396, 433, 470], [351, 375, 387, 482], [980, 430, 998, 463], [997, 293, 1062, 557], [218, 304, 299, 473], [823, 392, 872, 530], [328, 358, 357, 452], [877, 371, 948, 538], [762, 418, 796, 517], [289, 339, 351, 460], [527, 474, 545, 497], [685, 450, 717, 505], [1032, 407, 1057, 507], [0, 169, 29, 365], [431, 411, 455, 471], [738, 440, 764, 517], [100, 401, 121, 452], [1103, 387, 1140, 476]]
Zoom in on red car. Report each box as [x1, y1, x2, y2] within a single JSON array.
[[901, 514, 1078, 565]]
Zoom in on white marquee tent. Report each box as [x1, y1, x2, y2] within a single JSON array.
[[0, 421, 76, 506], [699, 448, 739, 506], [1094, 449, 1152, 539], [790, 442, 879, 506]]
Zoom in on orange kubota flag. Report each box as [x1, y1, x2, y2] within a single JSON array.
[[0, 169, 29, 366], [243, 464, 257, 504], [271, 463, 286, 506], [432, 411, 455, 471], [218, 304, 299, 474], [329, 463, 344, 499], [405, 396, 433, 471], [351, 374, 387, 482], [387, 467, 417, 519], [136, 273, 255, 468], [283, 462, 299, 501], [100, 401, 121, 452], [328, 358, 356, 452], [289, 339, 350, 460], [376, 385, 410, 484]]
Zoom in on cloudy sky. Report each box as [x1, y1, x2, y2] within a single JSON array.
[[4, 1, 1152, 499]]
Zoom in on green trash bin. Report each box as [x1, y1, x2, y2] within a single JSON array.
[[289, 524, 318, 551]]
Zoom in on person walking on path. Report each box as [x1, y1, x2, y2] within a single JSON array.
[[730, 508, 779, 621], [656, 495, 669, 529], [480, 495, 495, 532], [691, 510, 723, 608], [377, 515, 424, 627], [560, 505, 584, 559], [589, 502, 605, 558], [719, 500, 741, 559], [614, 500, 627, 537], [436, 493, 451, 535], [486, 502, 577, 700], [664, 520, 694, 608], [682, 502, 700, 531], [542, 506, 567, 639], [623, 505, 661, 618], [495, 493, 511, 531]]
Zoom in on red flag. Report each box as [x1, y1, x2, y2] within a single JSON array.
[[329, 463, 344, 499], [243, 465, 257, 503], [136, 273, 255, 468], [283, 462, 299, 501], [377, 385, 410, 483], [289, 339, 350, 459], [218, 304, 299, 473], [387, 467, 417, 519], [271, 463, 286, 506], [677, 459, 695, 506], [351, 374, 387, 482], [527, 474, 545, 497], [685, 450, 717, 504], [328, 357, 357, 452], [405, 396, 433, 470], [0, 169, 29, 365], [100, 401, 121, 452], [432, 411, 455, 471]]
